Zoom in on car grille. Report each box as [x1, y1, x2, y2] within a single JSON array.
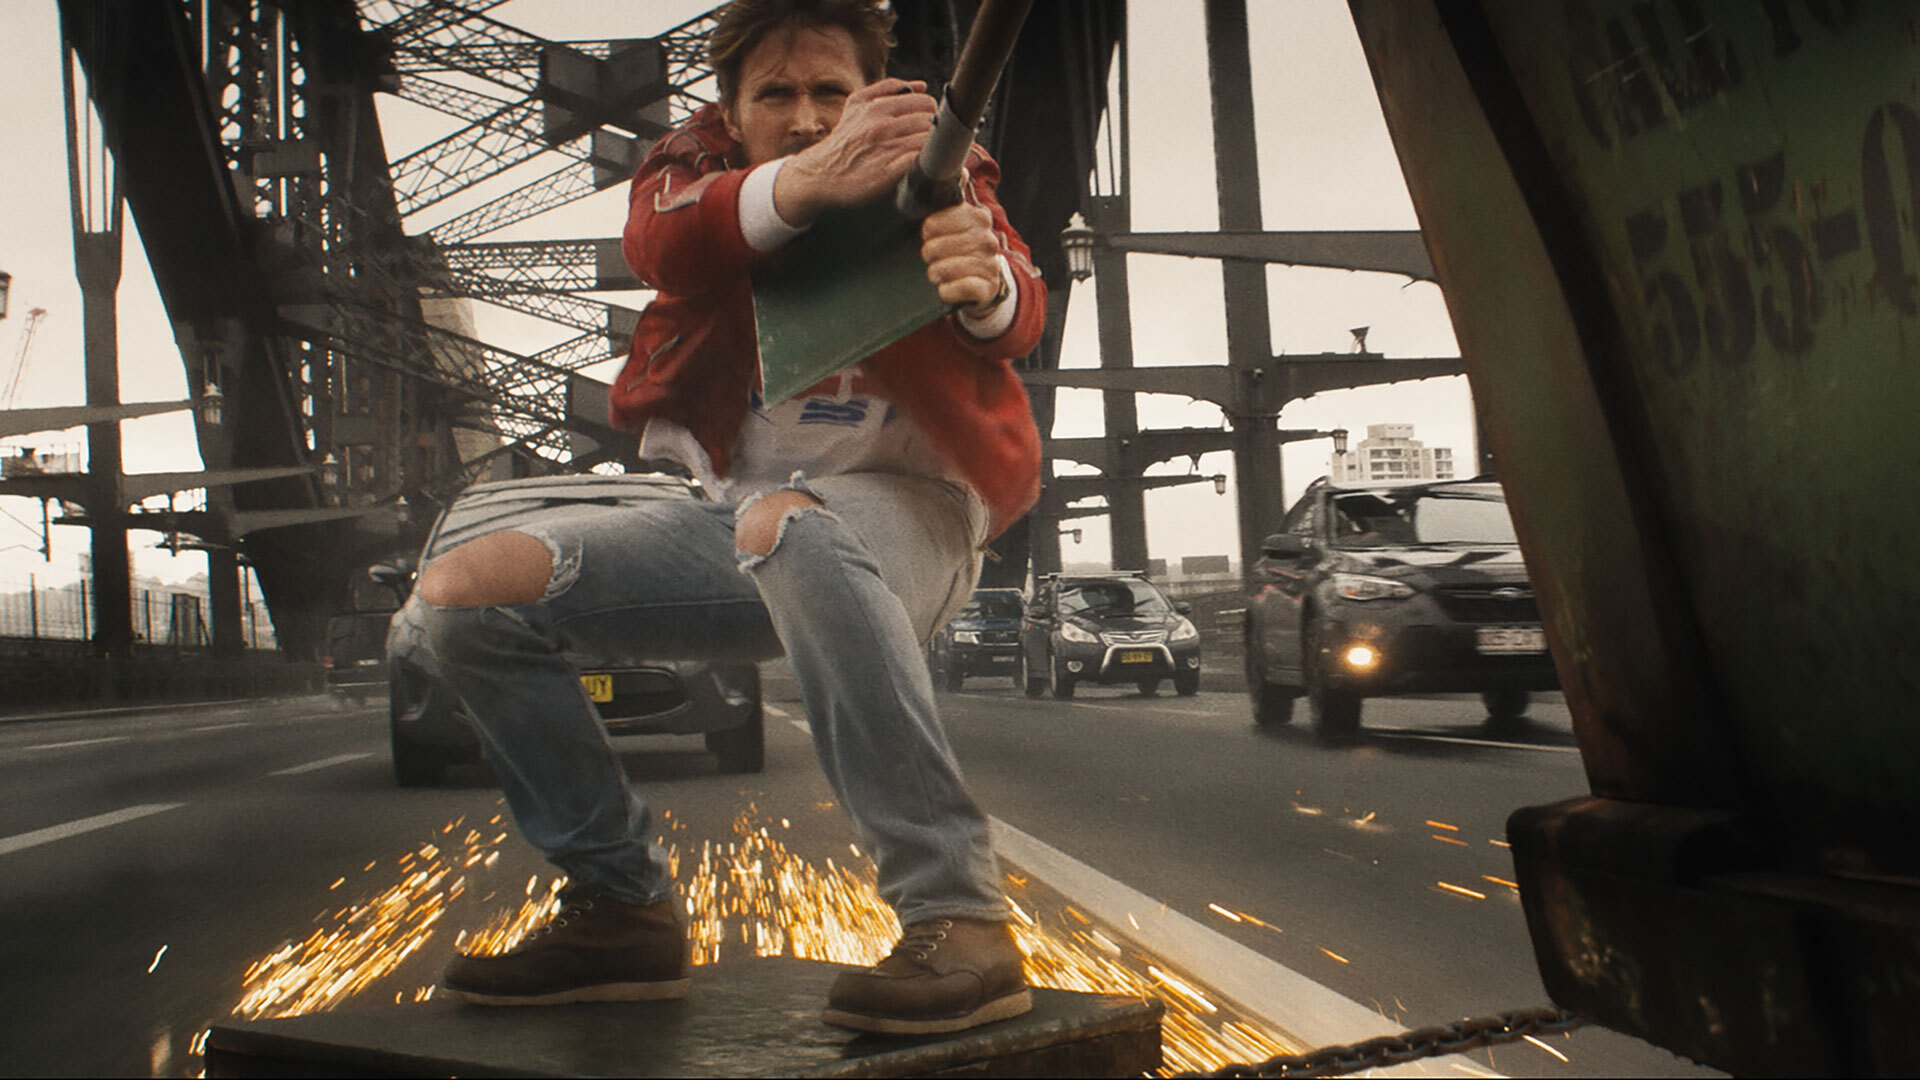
[[1434, 586, 1541, 623], [593, 669, 687, 719], [979, 629, 1019, 645], [1101, 630, 1167, 645]]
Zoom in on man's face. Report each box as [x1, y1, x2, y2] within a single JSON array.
[[723, 25, 868, 165]]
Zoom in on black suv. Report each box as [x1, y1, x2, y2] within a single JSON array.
[[1019, 572, 1201, 698], [1244, 477, 1558, 737], [928, 587, 1024, 690]]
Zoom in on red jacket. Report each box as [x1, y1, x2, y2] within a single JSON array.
[[611, 103, 1046, 536]]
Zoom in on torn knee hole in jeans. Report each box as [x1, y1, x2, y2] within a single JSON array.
[[735, 481, 837, 571], [512, 527, 580, 602]]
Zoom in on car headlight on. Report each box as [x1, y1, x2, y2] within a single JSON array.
[[1169, 618, 1199, 642], [951, 630, 980, 644], [1330, 573, 1416, 601], [1058, 622, 1098, 643]]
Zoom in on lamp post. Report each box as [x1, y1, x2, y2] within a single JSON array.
[[1060, 213, 1095, 283]]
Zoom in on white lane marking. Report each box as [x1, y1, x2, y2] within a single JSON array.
[[789, 720, 812, 735], [188, 722, 248, 733], [21, 736, 131, 752], [1369, 729, 1580, 754], [0, 803, 186, 857], [765, 705, 790, 719], [1063, 701, 1130, 712], [269, 752, 373, 776], [989, 818, 1473, 1075]]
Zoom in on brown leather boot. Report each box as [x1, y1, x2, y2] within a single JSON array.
[[823, 917, 1032, 1034], [441, 886, 689, 1005]]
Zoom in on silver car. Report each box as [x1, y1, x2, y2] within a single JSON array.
[[379, 474, 764, 787]]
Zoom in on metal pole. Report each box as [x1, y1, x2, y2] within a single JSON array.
[[29, 574, 38, 639], [1203, 0, 1282, 583]]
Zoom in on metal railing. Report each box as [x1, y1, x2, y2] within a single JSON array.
[[0, 575, 277, 650]]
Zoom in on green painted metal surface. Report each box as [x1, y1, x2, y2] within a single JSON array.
[[1352, 1, 1920, 1070], [1481, 0, 1920, 877], [752, 203, 946, 405]]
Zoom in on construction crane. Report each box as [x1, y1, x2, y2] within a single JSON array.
[[2, 306, 49, 408]]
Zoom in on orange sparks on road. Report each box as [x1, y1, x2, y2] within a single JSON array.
[[1431, 834, 1470, 847], [230, 809, 1309, 1076], [1482, 875, 1519, 890], [1425, 819, 1460, 831], [1523, 1033, 1572, 1062], [1488, 838, 1511, 848], [1318, 947, 1351, 964], [1436, 881, 1487, 900]]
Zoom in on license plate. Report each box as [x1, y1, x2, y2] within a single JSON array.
[[1476, 626, 1547, 655], [1117, 650, 1155, 664], [989, 654, 1016, 664], [580, 673, 614, 702]]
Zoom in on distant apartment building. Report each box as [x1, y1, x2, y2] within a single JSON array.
[[1328, 423, 1456, 483]]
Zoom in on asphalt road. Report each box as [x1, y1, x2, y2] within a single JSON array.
[[0, 683, 1721, 1077]]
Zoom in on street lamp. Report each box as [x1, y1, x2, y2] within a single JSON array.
[[319, 452, 342, 489], [1332, 428, 1349, 455], [1212, 474, 1228, 495], [0, 270, 11, 321], [198, 382, 224, 426], [1060, 212, 1096, 283]]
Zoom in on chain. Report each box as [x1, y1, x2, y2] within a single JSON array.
[[1175, 1004, 1585, 1078]]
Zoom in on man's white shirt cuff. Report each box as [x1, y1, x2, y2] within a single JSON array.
[[957, 255, 1018, 339], [738, 158, 809, 253]]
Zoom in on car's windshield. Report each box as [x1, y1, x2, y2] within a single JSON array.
[[429, 481, 691, 558], [1328, 487, 1518, 547], [1056, 579, 1173, 617], [960, 594, 1024, 619]]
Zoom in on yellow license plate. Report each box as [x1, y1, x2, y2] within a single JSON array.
[[580, 673, 613, 703], [1118, 650, 1155, 664]]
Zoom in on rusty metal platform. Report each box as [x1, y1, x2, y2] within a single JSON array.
[[203, 957, 1162, 1078]]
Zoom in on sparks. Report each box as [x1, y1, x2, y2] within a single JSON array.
[[1207, 903, 1243, 923], [1431, 834, 1470, 847], [1436, 881, 1487, 900], [1523, 1033, 1571, 1062], [1318, 947, 1351, 964], [147, 945, 168, 973], [1489, 838, 1511, 848], [1425, 819, 1460, 831], [1482, 875, 1519, 890]]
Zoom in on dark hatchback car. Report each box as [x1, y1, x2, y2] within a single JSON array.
[[1019, 572, 1201, 699], [380, 474, 764, 787], [927, 587, 1025, 690], [1244, 477, 1558, 737], [323, 609, 396, 706]]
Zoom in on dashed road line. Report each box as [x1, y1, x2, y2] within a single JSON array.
[[0, 803, 186, 857], [187, 722, 249, 733], [1369, 729, 1580, 754], [20, 736, 131, 752], [269, 752, 373, 776]]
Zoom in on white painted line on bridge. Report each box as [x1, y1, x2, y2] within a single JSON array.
[[188, 722, 249, 733], [20, 735, 132, 752], [0, 803, 186, 857], [989, 818, 1471, 1075], [1369, 729, 1580, 754], [269, 752, 373, 776], [765, 705, 790, 719]]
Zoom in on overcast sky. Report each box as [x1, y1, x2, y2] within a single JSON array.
[[0, 0, 1468, 588]]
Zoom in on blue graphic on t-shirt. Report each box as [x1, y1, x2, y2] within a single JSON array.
[[798, 398, 870, 427]]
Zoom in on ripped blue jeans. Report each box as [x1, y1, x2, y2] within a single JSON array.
[[399, 472, 1004, 925]]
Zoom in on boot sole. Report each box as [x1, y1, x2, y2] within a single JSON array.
[[821, 988, 1033, 1035], [442, 976, 691, 1007]]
